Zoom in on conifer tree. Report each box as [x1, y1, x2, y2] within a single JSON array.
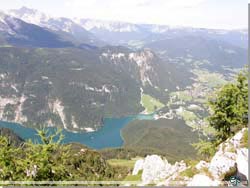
[[208, 69, 248, 142]]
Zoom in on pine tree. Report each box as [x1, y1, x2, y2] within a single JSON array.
[[208, 69, 248, 142]]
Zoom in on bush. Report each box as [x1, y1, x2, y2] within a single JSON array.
[[0, 136, 23, 180], [0, 129, 118, 182], [192, 140, 216, 161], [179, 167, 198, 178], [0, 129, 73, 181]]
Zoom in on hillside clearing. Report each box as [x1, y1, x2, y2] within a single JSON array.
[[141, 94, 164, 113]]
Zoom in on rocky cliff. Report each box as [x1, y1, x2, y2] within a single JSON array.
[[132, 128, 248, 186]]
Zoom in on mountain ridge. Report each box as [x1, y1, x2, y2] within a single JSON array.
[[0, 45, 190, 131], [5, 7, 248, 47]]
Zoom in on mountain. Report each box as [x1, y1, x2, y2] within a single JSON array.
[[76, 19, 247, 49], [0, 12, 74, 48], [0, 8, 246, 132], [76, 19, 150, 45], [0, 45, 190, 132], [8, 7, 105, 46], [142, 27, 248, 49], [145, 35, 247, 71], [6, 7, 247, 49]]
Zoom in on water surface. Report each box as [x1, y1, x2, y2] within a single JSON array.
[[0, 113, 154, 149]]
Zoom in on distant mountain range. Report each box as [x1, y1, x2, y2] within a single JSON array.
[[0, 6, 247, 131], [4, 7, 247, 48], [145, 35, 247, 71]]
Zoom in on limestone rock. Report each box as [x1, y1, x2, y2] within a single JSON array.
[[195, 160, 209, 170], [236, 148, 248, 179], [132, 155, 188, 184], [229, 128, 245, 148], [137, 155, 187, 184], [132, 159, 144, 175], [141, 155, 170, 184], [209, 151, 236, 179], [187, 174, 220, 186], [208, 128, 248, 180], [131, 128, 248, 186]]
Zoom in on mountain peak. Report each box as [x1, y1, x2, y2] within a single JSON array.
[[8, 6, 51, 27], [9, 6, 39, 17], [77, 18, 140, 32], [17, 6, 37, 14]]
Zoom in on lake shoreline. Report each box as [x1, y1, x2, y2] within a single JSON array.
[[0, 113, 155, 150]]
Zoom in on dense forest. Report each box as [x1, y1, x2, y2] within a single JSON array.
[[0, 69, 248, 184]]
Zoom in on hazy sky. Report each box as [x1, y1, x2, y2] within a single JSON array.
[[0, 0, 248, 29]]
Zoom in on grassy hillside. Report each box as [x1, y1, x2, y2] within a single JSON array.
[[100, 147, 169, 161], [107, 158, 138, 168], [121, 119, 199, 162], [141, 94, 165, 113], [0, 47, 142, 131]]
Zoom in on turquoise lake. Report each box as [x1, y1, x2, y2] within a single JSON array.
[[0, 113, 154, 149]]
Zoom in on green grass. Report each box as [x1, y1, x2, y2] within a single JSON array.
[[175, 109, 202, 129], [184, 159, 199, 167], [200, 167, 213, 179], [107, 159, 137, 168], [177, 110, 198, 122], [108, 158, 143, 182], [141, 94, 164, 113], [124, 170, 142, 181], [227, 144, 236, 153], [240, 129, 248, 148], [100, 147, 169, 161], [170, 91, 192, 102], [179, 167, 198, 178]]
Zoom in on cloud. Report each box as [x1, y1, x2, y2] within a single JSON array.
[[64, 0, 206, 11], [165, 0, 207, 8], [63, 0, 207, 23]]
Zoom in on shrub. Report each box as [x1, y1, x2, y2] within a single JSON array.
[[0, 129, 118, 182], [0, 136, 23, 180], [179, 167, 198, 178], [192, 140, 216, 161]]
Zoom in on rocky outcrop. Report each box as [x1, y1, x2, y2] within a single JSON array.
[[132, 159, 144, 175], [208, 151, 236, 179], [132, 155, 187, 185], [208, 128, 248, 180], [189, 128, 248, 186], [132, 128, 248, 186], [195, 160, 209, 170], [187, 174, 220, 186], [236, 148, 248, 180]]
